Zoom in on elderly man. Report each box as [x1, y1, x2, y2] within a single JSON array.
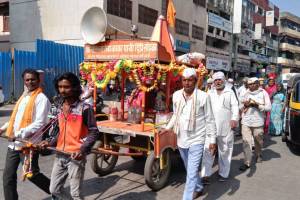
[[239, 77, 271, 171], [205, 78, 213, 92], [201, 72, 239, 183], [238, 77, 249, 101], [161, 68, 217, 200]]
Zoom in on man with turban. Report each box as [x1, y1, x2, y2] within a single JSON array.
[[201, 72, 239, 183], [239, 77, 271, 171], [160, 68, 217, 200]]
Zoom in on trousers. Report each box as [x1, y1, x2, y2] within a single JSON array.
[[50, 154, 86, 200], [3, 148, 51, 200], [178, 144, 204, 200], [201, 133, 234, 178], [241, 125, 264, 165]]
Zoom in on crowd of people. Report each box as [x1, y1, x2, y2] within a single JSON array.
[[162, 68, 286, 200], [0, 68, 287, 200]]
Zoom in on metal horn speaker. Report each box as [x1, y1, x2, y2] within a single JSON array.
[[80, 7, 109, 45]]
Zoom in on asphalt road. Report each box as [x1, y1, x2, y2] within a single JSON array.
[[0, 104, 300, 200]]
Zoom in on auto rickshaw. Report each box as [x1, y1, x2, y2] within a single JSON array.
[[282, 73, 300, 149]]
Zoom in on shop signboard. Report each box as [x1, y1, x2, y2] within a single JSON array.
[[249, 52, 269, 63], [175, 39, 191, 53], [206, 57, 230, 71], [208, 12, 232, 33], [266, 10, 274, 26], [233, 0, 242, 33], [84, 40, 164, 61]]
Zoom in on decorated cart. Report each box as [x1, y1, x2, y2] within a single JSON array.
[[80, 8, 206, 191]]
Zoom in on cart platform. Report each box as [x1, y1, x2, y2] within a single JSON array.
[[97, 120, 155, 137]]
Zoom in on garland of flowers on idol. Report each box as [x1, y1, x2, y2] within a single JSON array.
[[79, 60, 207, 91], [131, 63, 158, 92]]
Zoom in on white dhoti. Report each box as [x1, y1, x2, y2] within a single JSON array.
[[201, 132, 234, 178]]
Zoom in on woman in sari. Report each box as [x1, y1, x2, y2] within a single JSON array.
[[269, 84, 285, 136], [264, 76, 277, 134]]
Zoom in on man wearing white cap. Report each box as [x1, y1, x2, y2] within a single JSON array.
[[205, 78, 213, 92], [238, 77, 249, 101], [161, 68, 217, 200], [201, 72, 239, 182], [239, 77, 271, 171]]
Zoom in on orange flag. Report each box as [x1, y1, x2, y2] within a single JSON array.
[[167, 0, 176, 28]]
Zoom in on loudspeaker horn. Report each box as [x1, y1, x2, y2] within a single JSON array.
[[81, 7, 130, 45]]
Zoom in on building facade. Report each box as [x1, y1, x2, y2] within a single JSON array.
[[206, 0, 233, 72], [250, 0, 279, 75], [232, 0, 253, 75], [0, 0, 9, 51], [278, 12, 300, 73], [9, 0, 207, 54]]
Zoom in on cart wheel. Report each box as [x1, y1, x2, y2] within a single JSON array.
[[90, 141, 118, 176], [144, 149, 171, 191]]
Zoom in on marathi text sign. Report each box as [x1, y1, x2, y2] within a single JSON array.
[[208, 12, 232, 33], [84, 40, 159, 61], [206, 57, 230, 71]]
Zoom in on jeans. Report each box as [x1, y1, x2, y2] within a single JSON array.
[[50, 154, 86, 200], [3, 148, 51, 200], [178, 144, 204, 200]]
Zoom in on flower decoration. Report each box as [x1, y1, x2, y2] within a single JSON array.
[[79, 60, 207, 91]]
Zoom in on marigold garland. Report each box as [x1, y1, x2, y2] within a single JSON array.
[[79, 60, 207, 90]]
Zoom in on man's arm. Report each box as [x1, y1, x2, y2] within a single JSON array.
[[80, 105, 100, 155], [19, 96, 51, 139]]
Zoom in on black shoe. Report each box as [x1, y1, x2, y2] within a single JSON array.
[[193, 190, 204, 199], [218, 175, 228, 182], [239, 164, 250, 171], [202, 176, 210, 185]]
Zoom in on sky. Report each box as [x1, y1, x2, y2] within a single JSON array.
[[271, 0, 300, 16]]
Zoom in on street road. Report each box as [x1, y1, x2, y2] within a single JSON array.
[[0, 104, 300, 200]]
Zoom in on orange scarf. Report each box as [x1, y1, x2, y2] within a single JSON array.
[[6, 87, 43, 138]]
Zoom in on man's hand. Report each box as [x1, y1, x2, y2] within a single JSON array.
[[230, 120, 238, 129], [250, 102, 259, 108], [209, 144, 217, 156], [37, 140, 49, 150], [71, 152, 84, 160], [158, 128, 171, 134], [243, 100, 250, 108]]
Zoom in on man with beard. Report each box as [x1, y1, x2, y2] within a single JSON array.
[[39, 72, 99, 199], [160, 68, 217, 200], [201, 72, 239, 183], [0, 69, 51, 199], [239, 77, 271, 171]]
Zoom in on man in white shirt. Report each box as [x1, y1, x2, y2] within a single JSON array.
[[0, 69, 51, 199], [201, 72, 239, 183], [237, 77, 249, 101], [161, 68, 217, 200], [239, 77, 271, 171]]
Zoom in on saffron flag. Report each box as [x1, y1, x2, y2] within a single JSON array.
[[167, 0, 176, 28]]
